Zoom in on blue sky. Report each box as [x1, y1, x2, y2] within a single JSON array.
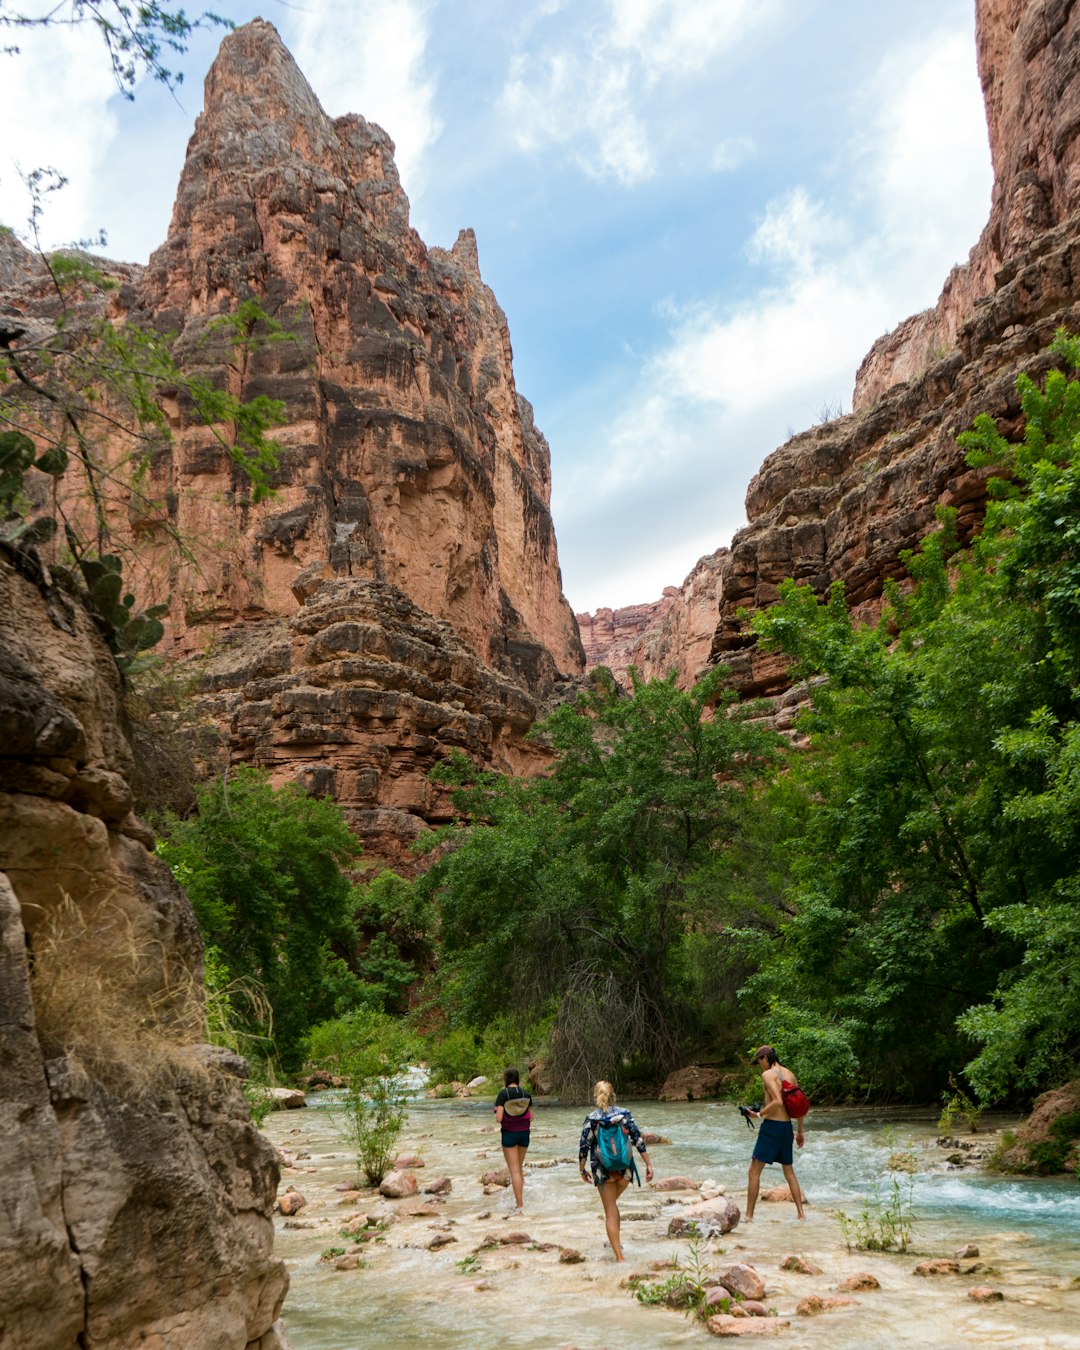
[[3, 0, 993, 613]]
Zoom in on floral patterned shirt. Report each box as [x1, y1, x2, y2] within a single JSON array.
[[578, 1106, 648, 1185]]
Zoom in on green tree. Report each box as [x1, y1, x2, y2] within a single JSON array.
[[305, 1008, 419, 1185], [158, 766, 364, 1071], [425, 667, 780, 1097], [743, 332, 1080, 1102]]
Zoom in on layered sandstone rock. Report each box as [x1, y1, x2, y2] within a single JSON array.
[[0, 551, 288, 1350], [1, 19, 584, 862], [575, 589, 677, 682], [129, 19, 581, 684], [585, 0, 1080, 700], [199, 576, 559, 868]]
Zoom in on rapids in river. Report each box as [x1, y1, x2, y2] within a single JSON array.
[[262, 1094, 1080, 1350]]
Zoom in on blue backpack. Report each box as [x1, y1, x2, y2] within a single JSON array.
[[595, 1113, 640, 1188]]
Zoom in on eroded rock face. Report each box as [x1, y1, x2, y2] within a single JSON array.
[[585, 0, 1080, 704], [128, 20, 582, 687], [0, 553, 287, 1350], [197, 577, 562, 865]]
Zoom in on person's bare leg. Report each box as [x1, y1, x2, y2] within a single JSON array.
[[502, 1145, 525, 1209], [781, 1163, 806, 1220], [599, 1174, 630, 1260], [745, 1158, 765, 1221]]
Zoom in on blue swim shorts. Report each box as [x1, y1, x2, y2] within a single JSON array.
[[501, 1129, 530, 1150], [752, 1118, 794, 1166]]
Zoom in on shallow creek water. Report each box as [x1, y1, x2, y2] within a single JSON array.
[[263, 1096, 1080, 1350]]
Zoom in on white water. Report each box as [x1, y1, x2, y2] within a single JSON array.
[[263, 1098, 1080, 1350]]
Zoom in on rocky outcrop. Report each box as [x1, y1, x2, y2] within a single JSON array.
[[127, 19, 582, 685], [992, 1079, 1080, 1173], [576, 591, 677, 680], [0, 552, 288, 1350], [598, 0, 1080, 700], [199, 577, 558, 866], [0, 19, 585, 861]]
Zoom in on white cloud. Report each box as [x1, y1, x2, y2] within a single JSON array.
[[610, 0, 781, 79], [289, 0, 442, 200], [711, 135, 755, 172], [556, 21, 993, 609], [0, 24, 120, 246], [501, 49, 652, 182], [498, 0, 781, 183]]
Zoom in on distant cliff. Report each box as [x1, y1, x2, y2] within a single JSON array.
[[580, 0, 1080, 698]]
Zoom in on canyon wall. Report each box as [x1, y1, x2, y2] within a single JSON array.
[[129, 17, 582, 688], [581, 0, 1080, 696], [1, 20, 584, 863], [0, 551, 288, 1350]]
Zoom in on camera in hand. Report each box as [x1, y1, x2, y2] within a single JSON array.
[[738, 1102, 762, 1128]]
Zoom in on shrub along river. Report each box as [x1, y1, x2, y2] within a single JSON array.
[[262, 1094, 1080, 1349]]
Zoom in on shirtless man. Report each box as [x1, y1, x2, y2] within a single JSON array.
[[744, 1045, 806, 1221]]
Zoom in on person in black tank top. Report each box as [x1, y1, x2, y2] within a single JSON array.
[[494, 1066, 532, 1214]]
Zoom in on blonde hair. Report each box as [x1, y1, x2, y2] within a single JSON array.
[[593, 1080, 616, 1110]]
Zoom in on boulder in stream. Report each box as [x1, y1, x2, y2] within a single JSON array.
[[379, 1170, 419, 1199], [667, 1196, 740, 1237]]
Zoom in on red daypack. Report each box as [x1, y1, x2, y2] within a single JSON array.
[[780, 1080, 810, 1119]]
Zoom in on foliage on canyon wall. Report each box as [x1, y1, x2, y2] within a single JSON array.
[[157, 765, 365, 1070], [0, 201, 289, 673], [745, 333, 1080, 1103]]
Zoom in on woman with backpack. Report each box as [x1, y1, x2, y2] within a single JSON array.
[[578, 1080, 653, 1261], [493, 1067, 532, 1213]]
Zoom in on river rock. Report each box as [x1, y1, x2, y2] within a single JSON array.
[[643, 1133, 672, 1145], [968, 1286, 1004, 1302], [706, 1315, 787, 1337], [277, 1190, 307, 1216], [267, 1087, 307, 1110], [762, 1185, 794, 1202], [335, 1253, 364, 1271], [480, 1168, 511, 1187], [741, 1301, 768, 1317], [913, 1259, 960, 1277], [652, 1176, 700, 1191], [379, 1170, 419, 1199], [425, 1233, 458, 1251], [394, 1153, 425, 1168], [668, 1196, 741, 1237], [559, 1248, 586, 1264], [658, 1066, 729, 1100], [780, 1254, 823, 1275], [796, 1295, 859, 1315], [837, 1272, 880, 1292], [423, 1176, 453, 1195], [467, 1076, 489, 1090], [955, 1243, 980, 1259], [718, 1264, 766, 1301]]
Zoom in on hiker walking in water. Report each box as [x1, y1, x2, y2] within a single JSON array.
[[578, 1080, 653, 1261], [744, 1045, 807, 1221], [493, 1067, 532, 1213]]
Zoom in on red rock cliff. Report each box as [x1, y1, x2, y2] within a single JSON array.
[[130, 20, 582, 689], [0, 22, 587, 865]]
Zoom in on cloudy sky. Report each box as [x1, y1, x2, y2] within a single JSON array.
[[2, 0, 993, 613]]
